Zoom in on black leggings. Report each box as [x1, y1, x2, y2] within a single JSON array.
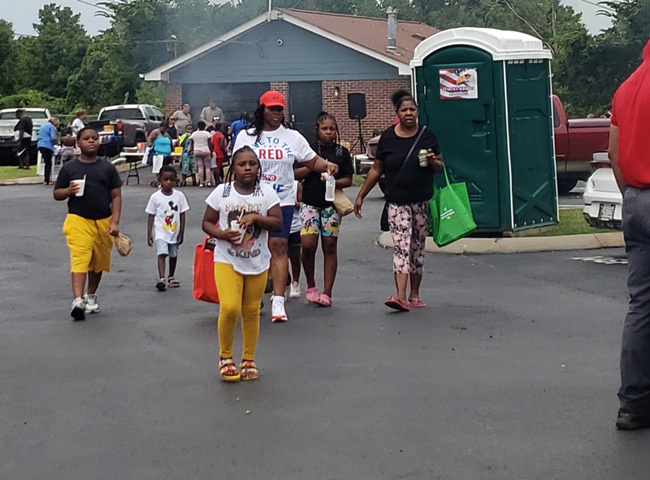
[[39, 147, 53, 184]]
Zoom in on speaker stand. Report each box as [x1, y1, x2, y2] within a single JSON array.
[[350, 118, 366, 155]]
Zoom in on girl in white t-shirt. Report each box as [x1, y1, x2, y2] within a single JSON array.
[[202, 146, 282, 382], [233, 90, 338, 322]]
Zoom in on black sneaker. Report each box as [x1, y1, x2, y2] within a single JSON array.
[[70, 297, 86, 321], [616, 408, 650, 430]]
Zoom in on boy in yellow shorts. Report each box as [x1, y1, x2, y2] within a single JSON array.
[[54, 128, 123, 320]]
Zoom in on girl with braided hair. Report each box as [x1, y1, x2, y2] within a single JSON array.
[[296, 111, 353, 307], [202, 146, 282, 382], [233, 91, 338, 322]]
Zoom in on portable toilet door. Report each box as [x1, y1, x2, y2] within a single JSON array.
[[411, 28, 557, 232]]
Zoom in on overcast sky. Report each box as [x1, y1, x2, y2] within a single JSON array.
[[2, 0, 612, 37]]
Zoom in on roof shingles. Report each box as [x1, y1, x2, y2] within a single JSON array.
[[280, 9, 438, 63]]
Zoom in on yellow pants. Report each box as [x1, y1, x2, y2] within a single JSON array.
[[63, 214, 114, 273], [214, 262, 268, 361]]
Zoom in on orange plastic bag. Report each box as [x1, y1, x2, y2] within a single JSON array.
[[193, 236, 219, 304]]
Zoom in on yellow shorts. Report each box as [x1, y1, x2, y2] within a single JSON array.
[[62, 214, 114, 273]]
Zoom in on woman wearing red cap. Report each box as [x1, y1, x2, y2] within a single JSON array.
[[233, 90, 337, 322]]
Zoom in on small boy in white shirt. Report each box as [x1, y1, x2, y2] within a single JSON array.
[[146, 165, 190, 291]]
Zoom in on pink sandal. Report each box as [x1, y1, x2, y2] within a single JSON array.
[[385, 296, 410, 312], [314, 293, 331, 307], [306, 287, 319, 303], [408, 298, 426, 308]]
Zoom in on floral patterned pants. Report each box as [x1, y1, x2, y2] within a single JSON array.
[[388, 202, 428, 275]]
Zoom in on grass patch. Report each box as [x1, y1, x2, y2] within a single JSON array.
[[519, 208, 616, 237], [0, 166, 38, 181]]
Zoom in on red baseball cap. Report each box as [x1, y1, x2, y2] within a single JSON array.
[[259, 90, 285, 108]]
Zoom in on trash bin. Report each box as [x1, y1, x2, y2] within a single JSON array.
[[411, 28, 557, 232]]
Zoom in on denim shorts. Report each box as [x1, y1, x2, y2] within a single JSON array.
[[155, 239, 179, 257], [269, 205, 295, 240]]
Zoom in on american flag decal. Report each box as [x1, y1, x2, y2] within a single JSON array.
[[439, 68, 478, 100]]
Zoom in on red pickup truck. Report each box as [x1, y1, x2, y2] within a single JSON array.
[[552, 95, 610, 194]]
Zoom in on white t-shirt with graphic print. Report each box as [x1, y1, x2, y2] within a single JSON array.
[[233, 125, 316, 207], [145, 189, 190, 244], [205, 182, 280, 275]]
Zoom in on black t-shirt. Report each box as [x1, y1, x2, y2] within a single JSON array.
[[14, 116, 33, 136], [302, 142, 353, 208], [376, 125, 441, 205], [167, 126, 178, 140], [55, 158, 123, 219]]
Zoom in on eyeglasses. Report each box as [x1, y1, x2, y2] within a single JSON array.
[[170, 118, 176, 121]]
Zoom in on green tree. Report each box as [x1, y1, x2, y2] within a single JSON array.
[[0, 20, 16, 95], [66, 31, 140, 110], [27, 4, 89, 99]]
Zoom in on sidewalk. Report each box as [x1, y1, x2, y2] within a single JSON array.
[[377, 230, 624, 254]]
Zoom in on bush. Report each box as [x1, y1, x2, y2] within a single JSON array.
[[0, 89, 68, 116]]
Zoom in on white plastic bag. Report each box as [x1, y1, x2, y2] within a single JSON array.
[[152, 154, 164, 174], [141, 147, 151, 167]]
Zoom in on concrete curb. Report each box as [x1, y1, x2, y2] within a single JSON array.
[[0, 162, 136, 186], [0, 176, 43, 185], [377, 231, 625, 254]]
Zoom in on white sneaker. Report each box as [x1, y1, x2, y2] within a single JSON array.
[[71, 297, 86, 321], [289, 281, 300, 298], [271, 295, 288, 322], [84, 293, 100, 313]]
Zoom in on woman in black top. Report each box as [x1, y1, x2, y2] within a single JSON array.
[[296, 112, 353, 307], [354, 90, 443, 312]]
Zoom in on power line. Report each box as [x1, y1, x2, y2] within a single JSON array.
[[74, 0, 112, 13], [576, 0, 614, 12]]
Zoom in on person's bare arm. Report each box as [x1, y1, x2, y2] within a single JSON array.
[[301, 155, 338, 176], [239, 204, 283, 232], [294, 164, 310, 181], [107, 187, 121, 236], [54, 182, 79, 200], [147, 129, 158, 147], [178, 212, 186, 245], [609, 125, 626, 192], [354, 159, 384, 218], [336, 174, 352, 189], [203, 206, 242, 244], [147, 214, 155, 246]]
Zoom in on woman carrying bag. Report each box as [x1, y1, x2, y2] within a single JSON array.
[[354, 90, 443, 312]]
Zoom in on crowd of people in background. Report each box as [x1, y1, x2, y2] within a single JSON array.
[[51, 89, 444, 385]]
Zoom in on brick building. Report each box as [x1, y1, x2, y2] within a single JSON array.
[[144, 8, 438, 153]]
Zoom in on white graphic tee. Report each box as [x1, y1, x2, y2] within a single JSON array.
[[233, 125, 316, 206], [205, 182, 280, 275], [145, 189, 190, 244]]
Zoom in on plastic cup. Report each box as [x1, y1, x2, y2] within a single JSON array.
[[230, 219, 246, 244], [72, 175, 86, 196]]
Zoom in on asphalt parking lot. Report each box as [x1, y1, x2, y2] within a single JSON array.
[[1, 179, 648, 480]]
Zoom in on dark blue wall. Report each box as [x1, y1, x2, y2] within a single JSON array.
[[169, 20, 402, 84]]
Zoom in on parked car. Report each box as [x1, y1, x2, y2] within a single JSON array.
[[87, 104, 165, 157], [0, 108, 52, 166], [552, 95, 611, 194], [583, 152, 622, 230]]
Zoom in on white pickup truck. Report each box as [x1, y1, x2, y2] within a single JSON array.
[[0, 108, 52, 165]]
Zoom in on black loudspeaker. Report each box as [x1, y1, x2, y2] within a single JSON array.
[[347, 93, 367, 120]]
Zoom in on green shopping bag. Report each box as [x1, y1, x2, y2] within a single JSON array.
[[429, 165, 477, 247]]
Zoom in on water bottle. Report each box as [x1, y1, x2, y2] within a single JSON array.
[[325, 173, 336, 202]]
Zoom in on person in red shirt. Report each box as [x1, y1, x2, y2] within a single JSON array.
[[211, 123, 228, 185], [610, 38, 650, 431]]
